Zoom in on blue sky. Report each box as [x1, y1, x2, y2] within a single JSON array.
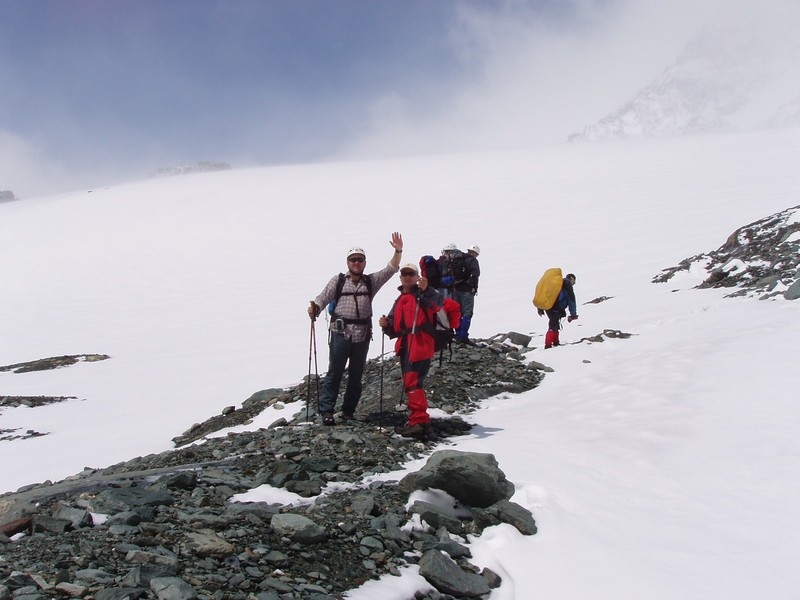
[[0, 0, 785, 198]]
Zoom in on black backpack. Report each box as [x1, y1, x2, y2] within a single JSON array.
[[327, 273, 373, 316], [446, 250, 467, 285]]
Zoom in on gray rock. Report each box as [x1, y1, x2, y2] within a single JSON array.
[[471, 499, 538, 535], [300, 456, 338, 473], [410, 500, 464, 534], [75, 568, 117, 584], [157, 471, 198, 490], [263, 550, 290, 567], [94, 590, 147, 600], [399, 450, 515, 508], [350, 492, 378, 515], [182, 529, 236, 557], [270, 513, 327, 544], [420, 537, 472, 559], [505, 331, 532, 347], [89, 487, 174, 513], [33, 516, 72, 534], [120, 564, 178, 587], [418, 549, 491, 597], [150, 576, 198, 600], [107, 510, 142, 526], [785, 278, 800, 300], [51, 505, 92, 528]]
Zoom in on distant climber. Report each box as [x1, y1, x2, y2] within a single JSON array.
[[536, 273, 578, 348]]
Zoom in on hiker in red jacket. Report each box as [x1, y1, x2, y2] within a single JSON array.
[[379, 262, 443, 439]]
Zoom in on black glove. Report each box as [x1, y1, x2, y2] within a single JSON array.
[[309, 302, 321, 320]]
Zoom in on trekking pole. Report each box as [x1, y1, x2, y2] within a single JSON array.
[[307, 301, 319, 423], [379, 332, 385, 431], [312, 321, 320, 416]]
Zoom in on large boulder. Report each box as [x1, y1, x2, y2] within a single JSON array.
[[785, 278, 800, 300], [398, 450, 515, 508], [418, 549, 491, 597], [270, 513, 327, 544]]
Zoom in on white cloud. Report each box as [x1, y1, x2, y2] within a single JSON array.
[[0, 130, 95, 199], [342, 0, 798, 158]]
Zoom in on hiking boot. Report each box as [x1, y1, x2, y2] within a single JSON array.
[[322, 412, 335, 426], [394, 423, 425, 440], [341, 411, 355, 422], [425, 424, 439, 440]]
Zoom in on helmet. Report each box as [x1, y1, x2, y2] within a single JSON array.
[[442, 242, 458, 253], [468, 244, 480, 255], [347, 247, 366, 259]]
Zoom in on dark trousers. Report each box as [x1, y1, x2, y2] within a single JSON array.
[[319, 332, 370, 415], [546, 308, 565, 331]]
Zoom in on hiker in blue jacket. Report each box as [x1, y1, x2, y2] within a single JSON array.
[[537, 273, 578, 348], [454, 244, 480, 342]]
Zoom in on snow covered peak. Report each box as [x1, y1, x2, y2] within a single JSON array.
[[570, 10, 800, 141]]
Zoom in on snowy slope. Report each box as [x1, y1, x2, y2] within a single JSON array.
[[2, 127, 800, 599]]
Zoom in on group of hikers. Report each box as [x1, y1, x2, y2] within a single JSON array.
[[307, 232, 578, 439]]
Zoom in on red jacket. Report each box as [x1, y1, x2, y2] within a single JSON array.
[[384, 286, 442, 363]]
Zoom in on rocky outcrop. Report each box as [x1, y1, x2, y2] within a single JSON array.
[[149, 162, 232, 178], [0, 338, 543, 599], [653, 205, 800, 300], [399, 450, 515, 508]]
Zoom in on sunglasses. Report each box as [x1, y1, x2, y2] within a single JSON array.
[[348, 257, 365, 263], [400, 271, 417, 276]]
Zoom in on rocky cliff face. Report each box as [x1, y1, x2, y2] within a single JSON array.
[[653, 205, 800, 300]]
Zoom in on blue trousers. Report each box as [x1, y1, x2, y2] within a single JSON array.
[[319, 332, 370, 415]]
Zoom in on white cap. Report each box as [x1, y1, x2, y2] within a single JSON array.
[[347, 247, 366, 259], [400, 263, 419, 274], [468, 244, 480, 255], [442, 242, 458, 252]]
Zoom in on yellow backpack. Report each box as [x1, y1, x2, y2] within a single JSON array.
[[532, 268, 563, 310]]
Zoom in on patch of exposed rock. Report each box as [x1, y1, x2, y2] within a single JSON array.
[[653, 205, 800, 300], [0, 354, 110, 374]]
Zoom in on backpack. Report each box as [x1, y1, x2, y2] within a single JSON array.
[[430, 297, 461, 352], [532, 268, 563, 310], [445, 251, 467, 285], [419, 255, 441, 288], [327, 273, 373, 316], [423, 297, 461, 366]]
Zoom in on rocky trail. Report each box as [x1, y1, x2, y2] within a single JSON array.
[[0, 335, 547, 600]]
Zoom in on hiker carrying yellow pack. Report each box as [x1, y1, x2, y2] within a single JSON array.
[[533, 269, 578, 348]]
